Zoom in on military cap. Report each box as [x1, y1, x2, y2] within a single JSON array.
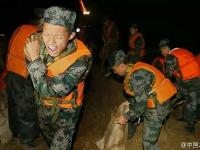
[[102, 50, 127, 77], [43, 6, 76, 30], [109, 50, 126, 67], [104, 50, 126, 77]]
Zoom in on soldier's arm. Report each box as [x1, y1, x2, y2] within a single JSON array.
[[123, 69, 154, 120], [165, 54, 179, 79], [27, 56, 91, 97]]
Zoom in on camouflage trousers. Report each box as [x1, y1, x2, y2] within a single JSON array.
[[181, 78, 200, 124], [38, 105, 81, 150], [6, 72, 39, 138], [142, 104, 171, 150]]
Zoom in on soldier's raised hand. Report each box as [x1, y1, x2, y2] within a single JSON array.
[[24, 34, 41, 62]]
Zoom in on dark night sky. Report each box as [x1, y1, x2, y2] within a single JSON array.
[[0, 0, 199, 54]]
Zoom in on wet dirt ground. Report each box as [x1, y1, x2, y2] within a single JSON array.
[[1, 64, 200, 150]]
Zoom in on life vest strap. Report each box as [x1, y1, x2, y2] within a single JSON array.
[[41, 91, 79, 109]]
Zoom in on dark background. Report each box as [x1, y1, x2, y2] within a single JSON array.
[[0, 0, 199, 54]]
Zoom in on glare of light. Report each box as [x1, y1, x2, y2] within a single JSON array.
[[76, 28, 80, 33], [80, 0, 90, 15], [83, 11, 90, 15]]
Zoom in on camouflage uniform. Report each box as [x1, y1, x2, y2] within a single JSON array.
[[26, 39, 92, 150], [123, 66, 172, 150], [26, 6, 92, 150], [165, 54, 200, 128]]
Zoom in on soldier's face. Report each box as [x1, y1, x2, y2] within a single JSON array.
[[161, 46, 170, 57], [42, 23, 72, 57], [130, 27, 137, 35], [112, 64, 126, 76]]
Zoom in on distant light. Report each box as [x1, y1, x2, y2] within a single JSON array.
[[0, 33, 5, 37], [83, 11, 90, 15], [80, 0, 90, 15], [76, 28, 80, 33]]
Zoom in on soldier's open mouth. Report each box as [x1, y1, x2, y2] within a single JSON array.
[[48, 46, 57, 53]]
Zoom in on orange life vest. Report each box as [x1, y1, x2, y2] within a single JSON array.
[[43, 39, 91, 109], [129, 32, 145, 57], [152, 56, 165, 74], [169, 48, 200, 80], [6, 24, 38, 78], [124, 62, 177, 108]]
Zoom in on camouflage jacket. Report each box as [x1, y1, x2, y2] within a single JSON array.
[[123, 67, 154, 120], [26, 39, 92, 104], [164, 54, 179, 80], [123, 65, 172, 121]]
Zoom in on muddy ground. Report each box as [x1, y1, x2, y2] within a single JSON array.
[[1, 64, 200, 150]]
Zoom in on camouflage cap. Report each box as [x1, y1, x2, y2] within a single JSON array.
[[43, 6, 76, 30], [104, 50, 126, 77], [109, 50, 126, 67]]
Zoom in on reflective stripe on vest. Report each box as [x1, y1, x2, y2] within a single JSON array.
[[169, 48, 200, 80], [43, 39, 91, 109], [124, 62, 177, 108], [6, 24, 38, 78]]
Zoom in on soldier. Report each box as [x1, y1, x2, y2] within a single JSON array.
[[127, 23, 145, 63], [5, 8, 44, 146], [24, 6, 92, 150], [109, 50, 177, 150], [99, 17, 119, 71], [159, 39, 200, 133]]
